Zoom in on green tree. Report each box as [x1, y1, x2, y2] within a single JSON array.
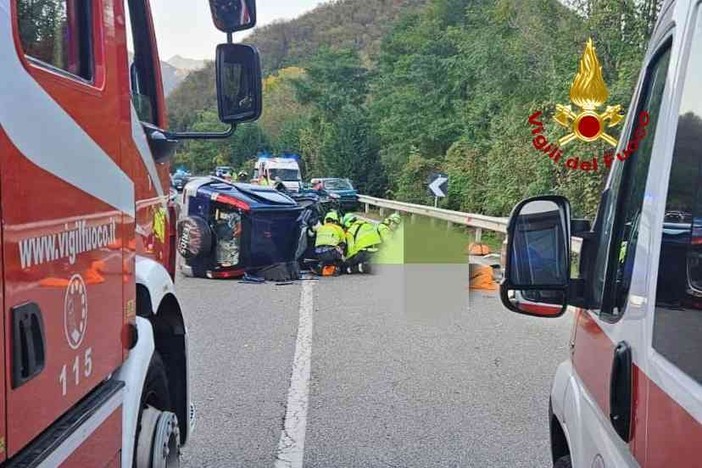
[[174, 110, 269, 174], [394, 151, 438, 204], [293, 47, 369, 118], [291, 47, 387, 194]]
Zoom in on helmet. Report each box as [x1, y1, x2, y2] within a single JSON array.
[[238, 171, 248, 178], [324, 211, 340, 223], [342, 213, 358, 228], [389, 213, 402, 225]]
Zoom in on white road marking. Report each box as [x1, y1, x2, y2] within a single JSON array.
[[275, 280, 315, 468]]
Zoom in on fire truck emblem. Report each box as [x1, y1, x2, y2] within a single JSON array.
[[554, 38, 624, 147], [64, 274, 88, 350]]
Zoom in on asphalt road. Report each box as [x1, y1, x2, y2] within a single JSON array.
[[178, 265, 572, 467]]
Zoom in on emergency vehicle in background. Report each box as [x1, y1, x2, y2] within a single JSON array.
[[253, 154, 303, 192], [0, 0, 261, 466], [501, 0, 702, 466]]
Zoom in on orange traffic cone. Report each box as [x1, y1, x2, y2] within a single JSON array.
[[467, 242, 491, 256], [469, 264, 498, 291]]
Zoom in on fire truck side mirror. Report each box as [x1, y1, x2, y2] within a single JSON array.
[[208, 0, 257, 33], [500, 196, 571, 318], [216, 43, 262, 125]]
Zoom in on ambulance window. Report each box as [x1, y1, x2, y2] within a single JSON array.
[[592, 44, 671, 320], [124, 0, 159, 124], [17, 0, 93, 81], [653, 13, 702, 385]]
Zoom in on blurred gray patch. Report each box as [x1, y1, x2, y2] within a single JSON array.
[[374, 264, 470, 325]]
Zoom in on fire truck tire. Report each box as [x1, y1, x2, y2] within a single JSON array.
[[553, 455, 572, 468], [136, 353, 181, 467]]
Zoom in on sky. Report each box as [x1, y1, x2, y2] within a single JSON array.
[[150, 0, 328, 61]]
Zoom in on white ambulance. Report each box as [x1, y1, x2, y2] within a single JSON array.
[[253, 156, 303, 192], [501, 1, 702, 466]]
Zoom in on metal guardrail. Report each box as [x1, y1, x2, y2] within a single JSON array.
[[357, 195, 583, 254], [357, 195, 507, 243]]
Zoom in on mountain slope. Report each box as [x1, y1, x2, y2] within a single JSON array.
[[162, 56, 207, 96], [248, 0, 430, 74], [168, 55, 207, 72], [127, 52, 206, 96], [168, 0, 429, 129]]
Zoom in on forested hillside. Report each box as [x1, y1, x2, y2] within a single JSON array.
[[168, 0, 662, 218], [248, 0, 430, 73], [167, 0, 428, 131]]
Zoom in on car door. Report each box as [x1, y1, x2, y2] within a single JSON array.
[[644, 2, 702, 464], [2, 0, 126, 456], [568, 16, 675, 467]]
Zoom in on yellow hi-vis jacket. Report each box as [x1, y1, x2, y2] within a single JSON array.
[[315, 223, 346, 248], [346, 221, 382, 257], [377, 222, 392, 243]]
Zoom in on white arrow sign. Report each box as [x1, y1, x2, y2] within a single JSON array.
[[429, 176, 448, 198]]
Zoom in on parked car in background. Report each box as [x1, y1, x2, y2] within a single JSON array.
[[214, 166, 234, 178], [172, 172, 190, 192], [310, 178, 359, 211]]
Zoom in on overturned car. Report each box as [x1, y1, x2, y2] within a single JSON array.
[[178, 177, 309, 281]]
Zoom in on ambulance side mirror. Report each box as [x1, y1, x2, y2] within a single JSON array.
[[500, 196, 571, 318], [215, 44, 262, 125]]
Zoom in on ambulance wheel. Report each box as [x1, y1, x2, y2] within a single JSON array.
[[136, 353, 181, 468], [553, 455, 572, 468]]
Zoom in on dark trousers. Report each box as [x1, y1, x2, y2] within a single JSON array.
[[344, 249, 374, 273], [316, 247, 343, 265]]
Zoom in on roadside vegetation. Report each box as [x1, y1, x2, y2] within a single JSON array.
[[168, 0, 663, 218]]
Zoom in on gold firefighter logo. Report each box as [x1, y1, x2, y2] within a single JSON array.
[[554, 38, 624, 146]]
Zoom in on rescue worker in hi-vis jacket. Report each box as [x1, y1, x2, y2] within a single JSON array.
[[314, 211, 346, 274], [377, 213, 402, 242], [343, 214, 382, 274]]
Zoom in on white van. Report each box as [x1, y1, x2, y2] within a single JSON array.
[[501, 1, 702, 466], [254, 156, 303, 192]]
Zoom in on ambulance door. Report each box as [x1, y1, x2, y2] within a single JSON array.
[[569, 32, 673, 466], [645, 4, 702, 464], [2, 1, 125, 456]]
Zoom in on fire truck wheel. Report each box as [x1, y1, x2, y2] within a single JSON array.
[[136, 353, 181, 467], [553, 455, 572, 468]]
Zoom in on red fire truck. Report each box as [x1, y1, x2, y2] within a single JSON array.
[[501, 1, 702, 465], [0, 0, 261, 465]]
